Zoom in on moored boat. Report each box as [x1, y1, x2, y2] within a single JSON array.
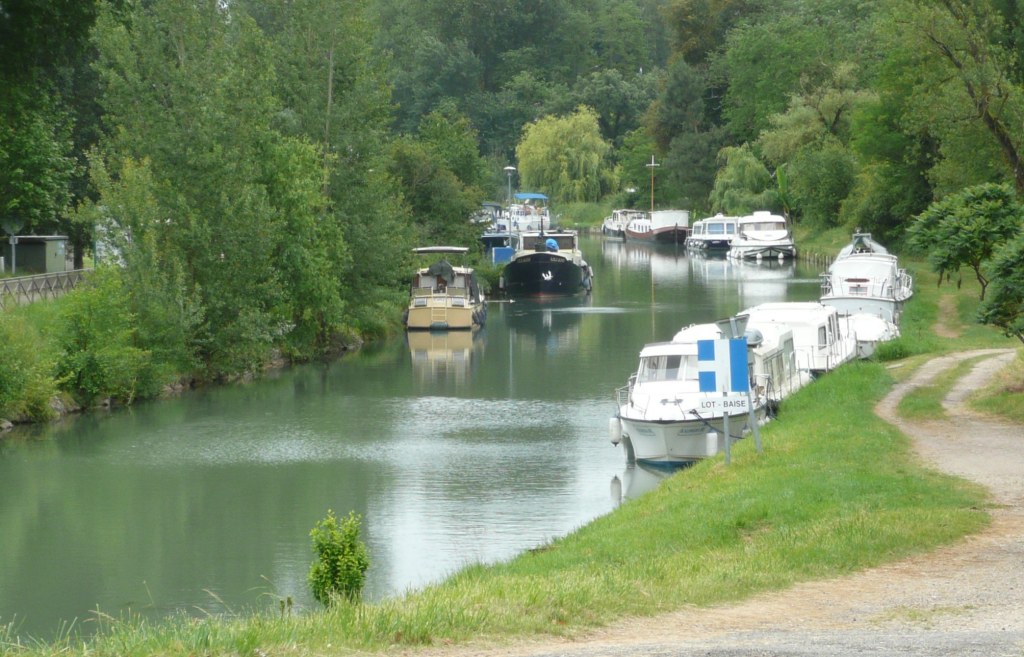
[[404, 247, 486, 331], [611, 321, 774, 466], [820, 236, 913, 324], [602, 209, 642, 238], [687, 213, 738, 252], [506, 192, 550, 232], [728, 211, 796, 260], [625, 209, 690, 244], [500, 231, 593, 297], [740, 301, 857, 376]]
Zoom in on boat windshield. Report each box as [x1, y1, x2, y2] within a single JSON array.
[[637, 354, 698, 383], [743, 221, 786, 231]]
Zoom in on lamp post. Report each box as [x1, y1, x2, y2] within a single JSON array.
[[646, 155, 660, 213], [503, 166, 517, 205]]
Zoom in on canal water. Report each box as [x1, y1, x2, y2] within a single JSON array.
[[0, 235, 823, 640]]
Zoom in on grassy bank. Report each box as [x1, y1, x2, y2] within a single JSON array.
[[3, 237, 1021, 657]]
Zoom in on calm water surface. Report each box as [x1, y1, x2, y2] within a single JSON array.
[[0, 236, 823, 639]]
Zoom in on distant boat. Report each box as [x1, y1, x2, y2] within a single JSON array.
[[506, 192, 550, 232], [404, 247, 486, 331], [832, 231, 890, 261], [602, 209, 642, 238], [625, 209, 690, 244], [687, 213, 738, 252], [728, 211, 797, 260], [500, 230, 593, 297], [820, 233, 913, 324]]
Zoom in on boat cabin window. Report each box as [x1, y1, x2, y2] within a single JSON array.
[[637, 354, 697, 383]]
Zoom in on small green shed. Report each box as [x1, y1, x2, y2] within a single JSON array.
[[1, 235, 69, 275]]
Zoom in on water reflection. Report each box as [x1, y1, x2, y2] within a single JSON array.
[[610, 462, 696, 506], [600, 240, 689, 282], [503, 296, 588, 354], [406, 330, 486, 385]]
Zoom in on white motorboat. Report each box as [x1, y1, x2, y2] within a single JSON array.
[[611, 322, 772, 466], [506, 192, 550, 232], [740, 302, 858, 376], [821, 251, 913, 324], [728, 211, 796, 260], [843, 312, 900, 359], [602, 209, 643, 238], [687, 213, 737, 252]]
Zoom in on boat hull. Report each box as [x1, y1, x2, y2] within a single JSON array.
[[619, 407, 763, 464], [502, 254, 590, 297], [729, 242, 797, 260], [405, 299, 485, 330]]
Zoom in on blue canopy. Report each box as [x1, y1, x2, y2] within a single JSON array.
[[514, 192, 549, 201]]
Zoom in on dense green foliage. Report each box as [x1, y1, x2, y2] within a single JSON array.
[[1, 0, 1022, 405], [308, 510, 371, 606]]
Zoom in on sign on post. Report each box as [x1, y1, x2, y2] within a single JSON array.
[[696, 337, 762, 461], [697, 338, 749, 393]]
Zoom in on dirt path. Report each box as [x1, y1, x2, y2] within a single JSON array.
[[409, 349, 1024, 657]]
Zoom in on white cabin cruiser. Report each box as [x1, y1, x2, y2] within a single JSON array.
[[687, 213, 737, 252], [740, 302, 858, 376], [728, 211, 796, 260], [821, 252, 913, 324], [611, 322, 775, 466]]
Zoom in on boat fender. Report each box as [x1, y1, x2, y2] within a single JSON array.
[[609, 417, 622, 445]]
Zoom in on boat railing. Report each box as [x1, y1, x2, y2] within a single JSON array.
[[615, 375, 636, 411]]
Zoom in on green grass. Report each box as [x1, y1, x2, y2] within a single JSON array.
[[970, 349, 1024, 423], [897, 355, 989, 420]]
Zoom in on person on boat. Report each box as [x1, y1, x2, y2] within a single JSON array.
[[545, 238, 558, 252]]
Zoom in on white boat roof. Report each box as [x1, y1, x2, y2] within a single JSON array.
[[741, 302, 837, 325], [412, 246, 470, 254], [672, 322, 724, 343], [638, 341, 699, 358], [829, 253, 899, 276], [738, 210, 787, 224]]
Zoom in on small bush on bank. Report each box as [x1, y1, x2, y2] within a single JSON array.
[[54, 268, 161, 406], [308, 510, 370, 606]]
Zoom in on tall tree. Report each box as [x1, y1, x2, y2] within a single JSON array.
[[879, 0, 1024, 192], [92, 0, 344, 374]]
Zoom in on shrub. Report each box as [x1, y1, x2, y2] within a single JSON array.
[[54, 267, 159, 405], [0, 312, 57, 421], [308, 509, 370, 606]]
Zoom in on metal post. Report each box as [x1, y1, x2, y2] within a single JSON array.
[[723, 394, 731, 465], [646, 155, 660, 213], [504, 166, 516, 206], [747, 388, 762, 453]]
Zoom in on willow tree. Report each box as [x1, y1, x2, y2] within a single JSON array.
[[515, 106, 615, 204]]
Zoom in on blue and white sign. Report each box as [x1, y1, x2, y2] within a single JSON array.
[[697, 338, 750, 393]]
